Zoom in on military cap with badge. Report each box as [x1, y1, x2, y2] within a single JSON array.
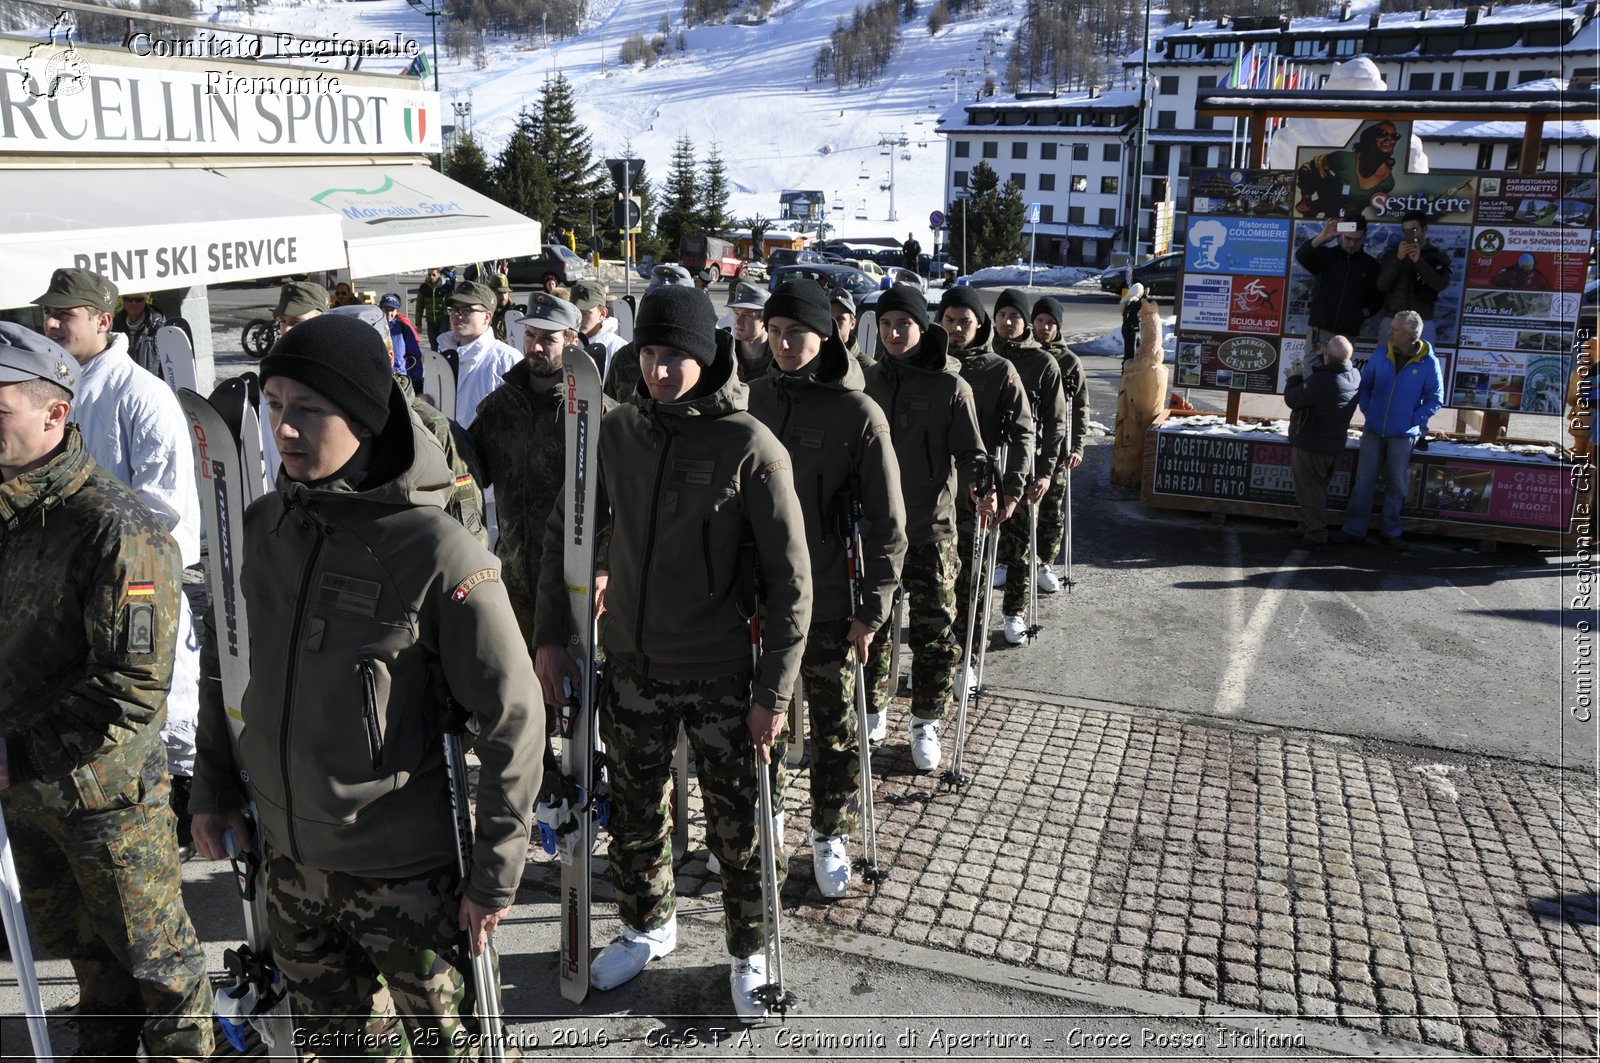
[[0, 322, 79, 398]]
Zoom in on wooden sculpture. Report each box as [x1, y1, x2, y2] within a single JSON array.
[[1111, 295, 1168, 487]]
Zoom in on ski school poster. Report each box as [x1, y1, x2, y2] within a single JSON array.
[[1173, 119, 1594, 412]]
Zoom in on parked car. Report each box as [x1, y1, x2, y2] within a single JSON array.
[[849, 258, 888, 280], [768, 263, 881, 297], [883, 265, 927, 292], [767, 248, 827, 271], [677, 235, 745, 282], [506, 244, 592, 288], [1099, 252, 1183, 300]]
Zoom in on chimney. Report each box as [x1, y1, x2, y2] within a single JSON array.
[[1369, 12, 1381, 28], [1339, 0, 1353, 19], [1089, 84, 1102, 98], [1185, 13, 1193, 27], [1465, 4, 1480, 24], [1420, 4, 1429, 18]]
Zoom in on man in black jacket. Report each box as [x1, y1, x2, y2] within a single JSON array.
[[1283, 335, 1361, 547], [112, 292, 167, 378], [1295, 217, 1379, 350], [1373, 211, 1451, 346]]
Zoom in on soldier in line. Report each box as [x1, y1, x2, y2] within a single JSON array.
[[275, 280, 328, 335], [1030, 297, 1090, 592], [989, 289, 1067, 644], [532, 286, 812, 1022], [0, 323, 214, 1061], [602, 267, 700, 403], [747, 281, 907, 898], [937, 287, 1034, 662], [36, 268, 205, 857], [416, 265, 455, 351], [191, 314, 543, 1057], [327, 303, 488, 547], [571, 280, 626, 378], [470, 293, 589, 650], [439, 280, 521, 429], [862, 287, 990, 772], [728, 281, 773, 381]]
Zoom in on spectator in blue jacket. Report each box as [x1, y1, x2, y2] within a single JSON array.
[[1336, 310, 1444, 550], [380, 292, 424, 390], [1284, 335, 1361, 547]]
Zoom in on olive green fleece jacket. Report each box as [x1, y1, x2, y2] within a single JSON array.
[[191, 387, 544, 911], [1042, 339, 1091, 462], [950, 317, 1035, 504], [993, 333, 1068, 484], [747, 330, 907, 629], [863, 327, 987, 547], [534, 332, 814, 713]]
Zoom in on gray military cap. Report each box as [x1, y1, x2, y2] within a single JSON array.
[[828, 288, 856, 315], [519, 292, 582, 333], [727, 281, 770, 311], [0, 322, 78, 398]]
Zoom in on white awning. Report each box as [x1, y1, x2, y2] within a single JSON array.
[[221, 164, 544, 277], [0, 168, 348, 309]]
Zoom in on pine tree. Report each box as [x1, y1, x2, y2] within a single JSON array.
[[619, 139, 664, 262], [533, 74, 609, 238], [697, 144, 733, 235], [444, 131, 496, 201], [658, 135, 700, 257], [948, 162, 1026, 270], [494, 109, 555, 227]]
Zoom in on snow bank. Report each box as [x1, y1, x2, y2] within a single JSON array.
[[1071, 314, 1178, 360], [965, 265, 1100, 288]]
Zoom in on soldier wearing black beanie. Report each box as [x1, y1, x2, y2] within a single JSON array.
[[873, 285, 929, 331], [260, 313, 395, 437], [762, 281, 833, 338]]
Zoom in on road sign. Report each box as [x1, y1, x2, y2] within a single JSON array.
[[929, 209, 945, 229], [1026, 202, 1041, 225], [612, 196, 642, 232], [606, 158, 646, 189]]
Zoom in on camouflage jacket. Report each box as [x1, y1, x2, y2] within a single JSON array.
[[0, 426, 179, 813], [993, 334, 1068, 484], [397, 376, 487, 546], [468, 359, 568, 645]]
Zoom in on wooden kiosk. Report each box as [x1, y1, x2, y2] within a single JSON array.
[[1134, 88, 1597, 548]]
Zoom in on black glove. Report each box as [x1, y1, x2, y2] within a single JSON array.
[[1414, 434, 1430, 452]]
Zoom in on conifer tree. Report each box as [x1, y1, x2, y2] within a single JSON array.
[[697, 144, 733, 234], [534, 73, 609, 236], [657, 135, 701, 256], [494, 109, 555, 226], [444, 131, 496, 201]]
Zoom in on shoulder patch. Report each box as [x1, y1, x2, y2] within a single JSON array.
[[126, 580, 156, 597], [126, 602, 155, 655], [758, 459, 789, 482], [452, 568, 500, 602], [868, 423, 891, 439]]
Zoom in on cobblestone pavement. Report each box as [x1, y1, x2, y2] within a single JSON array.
[[661, 690, 1600, 1058]]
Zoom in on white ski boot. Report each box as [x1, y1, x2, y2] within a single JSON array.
[[590, 916, 676, 991]]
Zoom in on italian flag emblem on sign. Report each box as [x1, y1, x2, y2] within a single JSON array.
[[404, 105, 427, 144]]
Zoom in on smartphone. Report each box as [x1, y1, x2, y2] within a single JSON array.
[[1336, 221, 1358, 234], [1403, 226, 1422, 241]]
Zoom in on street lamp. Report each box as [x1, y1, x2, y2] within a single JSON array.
[[1127, 0, 1154, 276], [406, 0, 443, 95]]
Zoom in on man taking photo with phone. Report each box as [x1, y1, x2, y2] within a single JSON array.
[[1374, 210, 1452, 346]]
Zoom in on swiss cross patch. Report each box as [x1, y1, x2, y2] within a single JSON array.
[[757, 459, 788, 483], [451, 568, 500, 602]]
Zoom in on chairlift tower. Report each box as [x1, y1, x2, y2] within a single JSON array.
[[878, 133, 909, 223]]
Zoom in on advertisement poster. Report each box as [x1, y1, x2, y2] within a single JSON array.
[[1464, 226, 1591, 292], [1475, 175, 1597, 229], [1451, 351, 1569, 414], [1184, 216, 1292, 275], [1175, 333, 1281, 393], [1180, 275, 1285, 335], [1151, 429, 1574, 531], [1189, 169, 1296, 217]]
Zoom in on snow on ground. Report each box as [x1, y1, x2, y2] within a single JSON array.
[[182, 0, 1024, 241], [1072, 313, 1177, 360]]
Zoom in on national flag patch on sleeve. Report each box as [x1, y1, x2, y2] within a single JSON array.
[[454, 473, 474, 488], [127, 581, 156, 597], [451, 568, 499, 602]]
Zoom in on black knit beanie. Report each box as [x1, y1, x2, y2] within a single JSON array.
[[764, 281, 833, 337], [994, 288, 1032, 322], [260, 313, 392, 436], [874, 285, 928, 330], [1032, 296, 1065, 328], [939, 285, 987, 322], [635, 286, 718, 367]]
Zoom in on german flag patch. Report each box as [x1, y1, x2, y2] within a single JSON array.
[[127, 581, 156, 597], [451, 568, 499, 602], [454, 473, 474, 488]]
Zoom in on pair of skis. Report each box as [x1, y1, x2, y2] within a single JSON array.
[[179, 382, 293, 1058], [947, 448, 1005, 791]]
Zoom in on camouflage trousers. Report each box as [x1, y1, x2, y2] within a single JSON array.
[[865, 538, 961, 722], [952, 507, 998, 656], [4, 768, 213, 1062], [602, 661, 781, 958], [1037, 467, 1069, 569], [265, 858, 502, 1060], [998, 502, 1041, 618], [773, 618, 861, 838]]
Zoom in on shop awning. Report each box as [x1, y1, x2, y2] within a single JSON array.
[[221, 164, 544, 277], [0, 168, 348, 309]]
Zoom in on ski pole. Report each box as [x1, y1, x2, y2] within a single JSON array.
[[1025, 500, 1041, 642], [442, 707, 505, 1063], [946, 450, 998, 791], [736, 536, 796, 1016], [0, 804, 53, 1063], [888, 590, 907, 695], [844, 492, 885, 883], [973, 443, 1008, 696], [1063, 466, 1076, 590]]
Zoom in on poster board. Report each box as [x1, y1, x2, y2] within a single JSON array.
[[1177, 121, 1594, 414]]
